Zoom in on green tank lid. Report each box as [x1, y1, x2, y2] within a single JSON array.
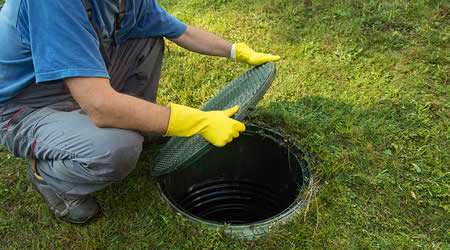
[[151, 62, 276, 176]]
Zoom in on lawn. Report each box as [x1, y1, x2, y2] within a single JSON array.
[[1, 0, 448, 248]]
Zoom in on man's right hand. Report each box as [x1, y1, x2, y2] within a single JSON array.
[[164, 103, 246, 147]]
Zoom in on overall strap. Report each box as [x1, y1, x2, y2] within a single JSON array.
[[116, 0, 125, 31], [112, 0, 125, 47], [83, 0, 125, 35], [82, 0, 125, 67]]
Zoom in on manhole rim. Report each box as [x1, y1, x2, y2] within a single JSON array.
[[158, 179, 312, 240], [156, 125, 313, 240]]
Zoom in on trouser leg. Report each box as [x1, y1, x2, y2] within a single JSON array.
[[0, 37, 165, 198], [0, 107, 143, 198]]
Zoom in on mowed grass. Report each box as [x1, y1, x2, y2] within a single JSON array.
[[1, 0, 448, 248]]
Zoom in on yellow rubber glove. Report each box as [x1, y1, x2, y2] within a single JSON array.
[[235, 43, 281, 66], [164, 103, 246, 147]]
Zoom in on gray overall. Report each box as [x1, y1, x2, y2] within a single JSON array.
[[0, 0, 164, 199]]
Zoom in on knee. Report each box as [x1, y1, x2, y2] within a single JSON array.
[[88, 129, 143, 181], [106, 142, 142, 180]]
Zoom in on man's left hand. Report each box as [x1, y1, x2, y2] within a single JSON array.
[[234, 43, 280, 66]]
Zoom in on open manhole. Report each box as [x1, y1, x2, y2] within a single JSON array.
[[158, 125, 311, 239], [151, 63, 312, 239]]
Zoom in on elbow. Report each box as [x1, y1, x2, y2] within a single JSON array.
[[90, 113, 108, 128], [84, 99, 111, 128], [65, 77, 118, 128]]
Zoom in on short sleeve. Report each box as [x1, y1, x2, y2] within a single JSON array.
[[121, 0, 187, 41], [25, 0, 109, 83]]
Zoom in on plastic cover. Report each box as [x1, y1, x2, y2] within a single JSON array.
[[151, 62, 276, 176]]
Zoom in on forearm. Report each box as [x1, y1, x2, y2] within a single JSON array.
[[94, 92, 170, 133], [65, 77, 245, 147], [65, 77, 170, 134], [169, 25, 232, 57]]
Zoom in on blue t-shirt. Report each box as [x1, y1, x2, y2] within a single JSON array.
[[0, 0, 187, 103]]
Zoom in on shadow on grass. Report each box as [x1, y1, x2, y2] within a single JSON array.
[[250, 95, 440, 176], [247, 94, 446, 246]]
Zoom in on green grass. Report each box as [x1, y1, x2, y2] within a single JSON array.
[[1, 0, 449, 248]]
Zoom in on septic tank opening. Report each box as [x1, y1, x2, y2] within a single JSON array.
[[159, 125, 311, 229]]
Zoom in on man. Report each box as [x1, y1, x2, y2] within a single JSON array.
[[0, 0, 280, 224]]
